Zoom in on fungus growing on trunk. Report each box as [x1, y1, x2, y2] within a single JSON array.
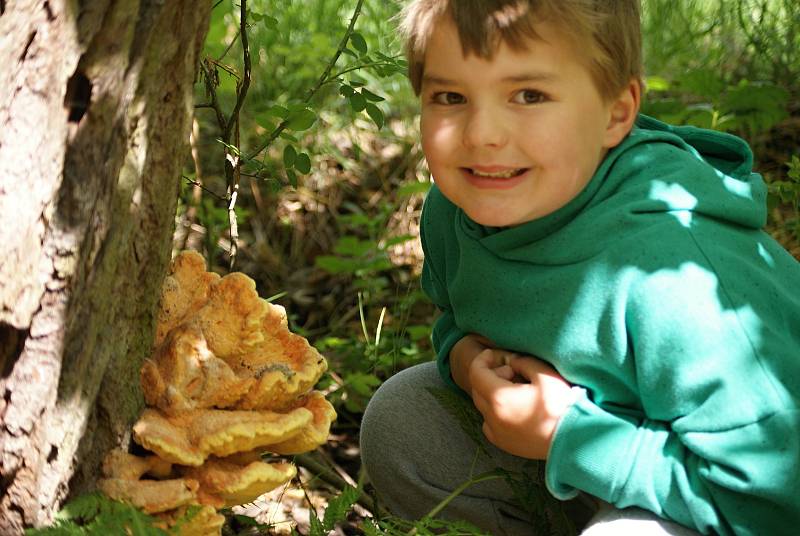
[[99, 251, 336, 534]]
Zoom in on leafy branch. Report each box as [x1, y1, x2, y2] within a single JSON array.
[[244, 0, 366, 162]]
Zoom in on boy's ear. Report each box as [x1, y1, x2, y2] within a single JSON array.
[[603, 79, 641, 149]]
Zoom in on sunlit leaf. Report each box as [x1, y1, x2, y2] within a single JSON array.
[[645, 76, 670, 92]]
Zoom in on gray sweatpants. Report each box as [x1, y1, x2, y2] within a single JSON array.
[[360, 362, 702, 535]]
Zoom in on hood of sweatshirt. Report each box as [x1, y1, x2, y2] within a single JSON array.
[[467, 114, 767, 256]]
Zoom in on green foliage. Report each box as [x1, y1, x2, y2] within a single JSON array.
[[200, 0, 408, 191], [362, 516, 489, 535], [25, 493, 173, 536], [642, 75, 789, 138], [771, 156, 800, 205], [305, 485, 361, 535], [317, 288, 433, 413], [767, 156, 800, 241]]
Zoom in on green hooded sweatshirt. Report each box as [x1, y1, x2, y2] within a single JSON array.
[[420, 115, 800, 535]]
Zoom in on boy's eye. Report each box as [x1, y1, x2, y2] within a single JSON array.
[[432, 91, 466, 105], [512, 89, 546, 104]]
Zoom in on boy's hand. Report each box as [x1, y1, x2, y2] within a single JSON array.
[[469, 351, 574, 460], [449, 334, 499, 393]]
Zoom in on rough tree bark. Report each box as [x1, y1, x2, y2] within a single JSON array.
[[0, 0, 210, 531]]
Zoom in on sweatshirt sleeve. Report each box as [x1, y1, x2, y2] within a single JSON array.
[[545, 235, 800, 535], [419, 189, 467, 393]]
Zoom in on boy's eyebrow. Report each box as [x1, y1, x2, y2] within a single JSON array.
[[501, 72, 559, 83], [421, 71, 558, 86]]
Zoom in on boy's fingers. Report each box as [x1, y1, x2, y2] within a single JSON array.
[[471, 359, 511, 393], [493, 364, 515, 381], [508, 355, 557, 379]]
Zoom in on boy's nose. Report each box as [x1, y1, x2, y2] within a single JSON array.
[[462, 108, 508, 149]]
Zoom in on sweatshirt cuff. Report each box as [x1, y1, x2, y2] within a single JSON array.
[[545, 389, 643, 502], [434, 327, 468, 395]]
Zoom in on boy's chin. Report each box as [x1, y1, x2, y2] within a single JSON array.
[[466, 210, 531, 229]]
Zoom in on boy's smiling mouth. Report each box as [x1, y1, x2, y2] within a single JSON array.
[[461, 166, 530, 190], [466, 167, 528, 178]]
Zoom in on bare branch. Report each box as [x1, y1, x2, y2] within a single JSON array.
[[182, 175, 226, 200]]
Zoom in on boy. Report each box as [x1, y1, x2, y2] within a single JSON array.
[[360, 1, 800, 535]]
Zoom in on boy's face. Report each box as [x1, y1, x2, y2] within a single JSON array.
[[420, 18, 625, 227]]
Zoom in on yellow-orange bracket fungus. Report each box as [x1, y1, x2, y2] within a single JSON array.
[[99, 251, 336, 535]]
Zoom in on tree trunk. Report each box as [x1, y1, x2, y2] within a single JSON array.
[[0, 0, 210, 531]]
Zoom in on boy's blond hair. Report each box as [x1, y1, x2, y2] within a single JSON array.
[[399, 0, 643, 102]]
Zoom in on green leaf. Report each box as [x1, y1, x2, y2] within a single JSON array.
[[286, 169, 298, 188], [365, 103, 384, 129], [398, 181, 432, 197], [339, 84, 355, 97], [255, 115, 277, 132], [322, 486, 361, 530], [644, 75, 670, 92], [283, 144, 297, 168], [349, 32, 368, 55], [333, 236, 374, 256], [315, 255, 361, 274], [346, 372, 382, 396], [382, 234, 414, 248], [279, 131, 299, 142], [361, 88, 385, 102], [349, 76, 367, 87], [286, 108, 317, 131], [308, 508, 325, 536], [342, 47, 358, 58], [349, 92, 367, 112], [787, 156, 800, 183], [263, 15, 279, 28], [295, 152, 312, 174], [266, 104, 290, 119]]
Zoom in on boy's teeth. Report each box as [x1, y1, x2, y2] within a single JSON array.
[[470, 168, 522, 178]]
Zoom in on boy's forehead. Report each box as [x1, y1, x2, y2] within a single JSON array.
[[421, 15, 581, 76]]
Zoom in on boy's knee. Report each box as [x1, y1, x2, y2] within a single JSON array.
[[360, 362, 440, 468]]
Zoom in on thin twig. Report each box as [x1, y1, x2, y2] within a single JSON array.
[[217, 28, 241, 62], [182, 175, 225, 200], [205, 57, 240, 78], [322, 57, 404, 87], [245, 0, 365, 161]]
